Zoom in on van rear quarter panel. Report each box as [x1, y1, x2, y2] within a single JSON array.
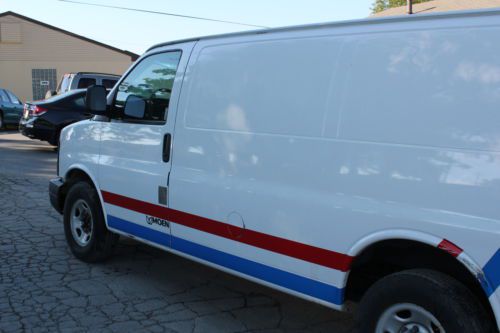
[[168, 14, 500, 316]]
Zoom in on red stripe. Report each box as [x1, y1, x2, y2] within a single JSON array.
[[101, 191, 353, 272], [437, 239, 463, 257]]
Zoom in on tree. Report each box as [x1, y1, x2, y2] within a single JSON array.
[[371, 0, 433, 13], [371, 0, 387, 14]]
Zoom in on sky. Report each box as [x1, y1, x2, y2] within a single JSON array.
[[0, 0, 373, 55]]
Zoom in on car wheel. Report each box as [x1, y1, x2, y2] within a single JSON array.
[[63, 181, 118, 262], [357, 269, 495, 333], [0, 112, 4, 130]]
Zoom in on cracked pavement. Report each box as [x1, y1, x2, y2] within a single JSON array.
[[0, 132, 355, 332]]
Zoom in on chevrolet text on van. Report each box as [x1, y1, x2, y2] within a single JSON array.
[[49, 9, 500, 332]]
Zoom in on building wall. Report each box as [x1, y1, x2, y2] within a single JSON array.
[[0, 14, 134, 102]]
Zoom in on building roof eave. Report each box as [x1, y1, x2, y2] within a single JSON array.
[[0, 11, 139, 61]]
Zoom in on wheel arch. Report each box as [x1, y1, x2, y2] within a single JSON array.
[[60, 166, 102, 214], [344, 230, 498, 328]]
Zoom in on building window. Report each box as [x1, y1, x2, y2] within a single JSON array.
[[32, 69, 57, 100]]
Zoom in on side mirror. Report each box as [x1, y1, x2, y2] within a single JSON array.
[[124, 95, 146, 119], [86, 85, 107, 114]]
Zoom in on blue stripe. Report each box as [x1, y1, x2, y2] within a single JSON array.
[[107, 215, 344, 305], [483, 249, 500, 297], [107, 215, 170, 246], [171, 235, 344, 305]]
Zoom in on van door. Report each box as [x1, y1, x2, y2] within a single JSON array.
[[98, 43, 194, 249]]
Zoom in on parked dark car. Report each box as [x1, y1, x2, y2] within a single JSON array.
[[19, 89, 90, 145], [0, 88, 23, 129]]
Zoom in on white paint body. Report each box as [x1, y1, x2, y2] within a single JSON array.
[[59, 9, 500, 329]]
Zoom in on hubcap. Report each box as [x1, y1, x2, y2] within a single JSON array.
[[376, 303, 445, 333], [70, 199, 93, 246]]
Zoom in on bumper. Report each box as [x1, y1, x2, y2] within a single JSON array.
[[49, 177, 64, 214], [19, 119, 52, 142], [19, 119, 38, 138], [19, 122, 36, 138]]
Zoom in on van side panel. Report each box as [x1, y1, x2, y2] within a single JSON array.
[[336, 27, 500, 271], [338, 27, 500, 152], [336, 26, 500, 321], [168, 19, 500, 316], [184, 38, 341, 137], [170, 35, 348, 304]]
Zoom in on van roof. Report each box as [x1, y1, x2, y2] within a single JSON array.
[[147, 7, 500, 52]]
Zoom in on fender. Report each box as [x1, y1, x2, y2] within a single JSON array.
[[63, 165, 108, 223], [344, 229, 500, 329]]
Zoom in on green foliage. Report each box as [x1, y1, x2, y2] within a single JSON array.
[[371, 0, 433, 13], [372, 0, 387, 14]]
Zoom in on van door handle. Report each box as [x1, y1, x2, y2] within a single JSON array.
[[162, 133, 172, 162]]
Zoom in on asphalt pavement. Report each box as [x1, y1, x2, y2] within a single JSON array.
[[0, 131, 355, 333], [0, 131, 57, 179]]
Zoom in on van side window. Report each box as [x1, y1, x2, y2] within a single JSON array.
[[113, 51, 182, 122]]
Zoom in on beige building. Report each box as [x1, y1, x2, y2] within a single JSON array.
[[372, 0, 500, 17], [0, 11, 138, 102]]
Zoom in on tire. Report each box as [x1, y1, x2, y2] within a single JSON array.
[[63, 181, 118, 262], [357, 269, 495, 333], [0, 111, 4, 130]]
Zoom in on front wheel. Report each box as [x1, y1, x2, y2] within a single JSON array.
[[357, 269, 495, 333], [63, 181, 118, 262], [0, 112, 4, 129]]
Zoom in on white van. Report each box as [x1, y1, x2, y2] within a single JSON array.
[[50, 9, 500, 332]]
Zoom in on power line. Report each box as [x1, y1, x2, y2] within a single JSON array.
[[58, 0, 270, 29]]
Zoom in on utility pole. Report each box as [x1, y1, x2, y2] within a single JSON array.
[[407, 0, 413, 14]]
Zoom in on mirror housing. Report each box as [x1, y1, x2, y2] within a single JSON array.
[[124, 95, 146, 119], [86, 85, 107, 114]]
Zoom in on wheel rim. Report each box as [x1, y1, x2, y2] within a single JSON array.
[[70, 199, 93, 246], [376, 303, 445, 333]]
